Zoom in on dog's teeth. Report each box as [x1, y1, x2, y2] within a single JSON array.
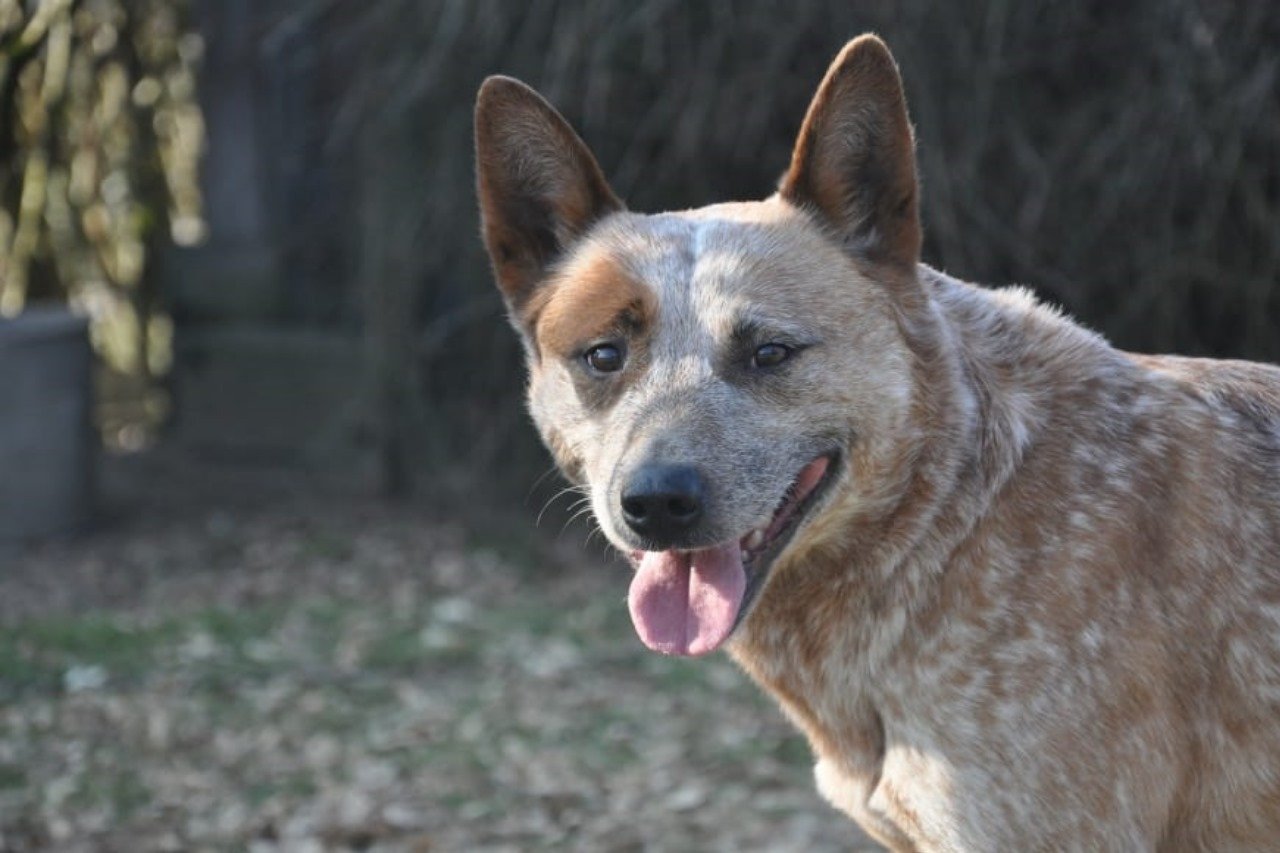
[[744, 529, 766, 550]]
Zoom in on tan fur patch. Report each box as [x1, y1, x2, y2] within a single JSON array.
[[532, 251, 654, 359]]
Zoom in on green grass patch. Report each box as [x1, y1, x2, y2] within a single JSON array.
[[298, 530, 355, 562], [363, 623, 430, 671], [0, 602, 291, 699], [246, 773, 318, 807], [196, 606, 283, 651], [0, 614, 181, 695], [0, 585, 623, 703], [66, 767, 151, 820], [0, 763, 26, 790]]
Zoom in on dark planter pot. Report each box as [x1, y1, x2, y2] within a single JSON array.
[[0, 307, 96, 545]]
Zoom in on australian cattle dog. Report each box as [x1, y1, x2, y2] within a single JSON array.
[[474, 34, 1280, 850]]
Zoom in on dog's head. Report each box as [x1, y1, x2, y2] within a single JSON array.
[[475, 35, 926, 656]]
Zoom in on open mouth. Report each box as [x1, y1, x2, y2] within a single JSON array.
[[626, 452, 839, 657]]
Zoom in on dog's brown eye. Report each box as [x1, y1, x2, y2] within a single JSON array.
[[585, 343, 624, 373], [752, 343, 791, 369]]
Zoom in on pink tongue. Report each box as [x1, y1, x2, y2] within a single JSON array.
[[628, 544, 745, 656]]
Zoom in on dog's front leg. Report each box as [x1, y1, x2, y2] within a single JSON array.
[[815, 757, 919, 851]]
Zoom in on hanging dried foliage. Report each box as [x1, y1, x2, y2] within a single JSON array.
[[0, 0, 203, 397]]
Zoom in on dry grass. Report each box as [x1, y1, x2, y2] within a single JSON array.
[[0, 454, 877, 851]]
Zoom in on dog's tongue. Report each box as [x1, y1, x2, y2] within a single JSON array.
[[628, 544, 745, 656]]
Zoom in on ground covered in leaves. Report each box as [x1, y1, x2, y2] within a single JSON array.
[[0, 455, 876, 851]]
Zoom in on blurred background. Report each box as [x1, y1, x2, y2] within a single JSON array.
[[0, 1, 1277, 849]]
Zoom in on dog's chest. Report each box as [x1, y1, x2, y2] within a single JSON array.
[[762, 667, 986, 851], [730, 650, 917, 846], [729, 573, 1012, 849], [769, 682, 948, 851]]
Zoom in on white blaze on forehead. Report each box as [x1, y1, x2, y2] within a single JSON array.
[[594, 213, 717, 365], [689, 230, 758, 329], [630, 209, 804, 339]]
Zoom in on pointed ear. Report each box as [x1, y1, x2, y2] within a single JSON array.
[[475, 76, 623, 314], [779, 35, 920, 269]]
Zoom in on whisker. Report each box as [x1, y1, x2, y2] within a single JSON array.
[[562, 503, 598, 535], [535, 484, 590, 527], [525, 464, 563, 505]]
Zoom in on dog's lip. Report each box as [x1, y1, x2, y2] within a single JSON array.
[[624, 449, 842, 626], [731, 451, 841, 630]]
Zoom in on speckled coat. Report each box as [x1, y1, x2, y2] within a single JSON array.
[[475, 34, 1280, 851]]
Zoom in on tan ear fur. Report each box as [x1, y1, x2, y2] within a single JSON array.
[[474, 76, 623, 314], [779, 35, 920, 269]]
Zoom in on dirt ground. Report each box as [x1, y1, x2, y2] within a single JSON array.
[[0, 452, 878, 852]]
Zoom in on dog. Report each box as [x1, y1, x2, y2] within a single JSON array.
[[473, 33, 1280, 850]]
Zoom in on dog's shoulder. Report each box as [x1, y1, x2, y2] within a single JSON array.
[[927, 267, 1280, 454], [924, 268, 1115, 377]]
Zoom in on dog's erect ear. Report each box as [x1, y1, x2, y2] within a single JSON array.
[[779, 35, 920, 269], [475, 76, 623, 314]]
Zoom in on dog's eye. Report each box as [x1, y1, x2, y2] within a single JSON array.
[[584, 343, 624, 374], [751, 343, 792, 369]]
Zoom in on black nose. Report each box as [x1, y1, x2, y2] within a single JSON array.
[[621, 464, 706, 545]]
